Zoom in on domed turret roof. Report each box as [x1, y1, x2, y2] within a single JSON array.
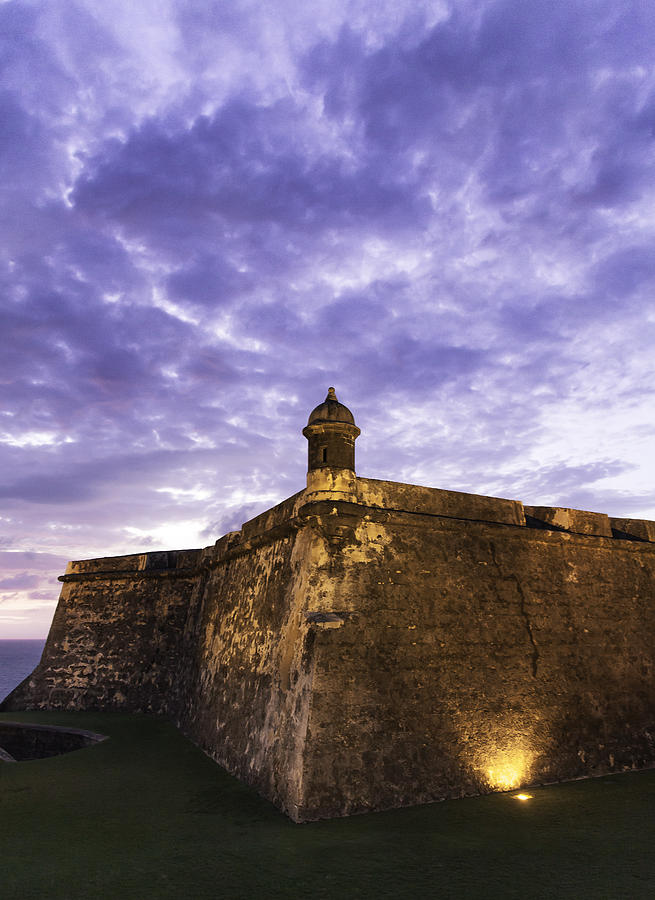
[[307, 387, 356, 426]]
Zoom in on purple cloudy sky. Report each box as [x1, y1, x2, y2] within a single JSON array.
[[2, 0, 655, 637]]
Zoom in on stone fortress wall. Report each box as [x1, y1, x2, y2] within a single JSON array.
[[4, 391, 655, 821]]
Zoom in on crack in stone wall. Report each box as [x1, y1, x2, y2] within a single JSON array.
[[489, 541, 539, 678], [512, 574, 540, 678]]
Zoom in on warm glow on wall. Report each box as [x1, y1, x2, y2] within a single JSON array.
[[485, 748, 532, 791], [486, 763, 522, 790]]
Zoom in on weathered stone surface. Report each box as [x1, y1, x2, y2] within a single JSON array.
[[4, 391, 655, 821], [4, 564, 200, 714], [292, 501, 655, 818], [176, 527, 317, 820], [525, 505, 613, 537], [6, 484, 655, 821], [611, 517, 655, 542], [359, 477, 526, 526]]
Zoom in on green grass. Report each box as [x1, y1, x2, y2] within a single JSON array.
[[1, 711, 654, 899]]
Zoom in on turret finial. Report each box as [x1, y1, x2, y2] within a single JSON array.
[[327, 387, 337, 401]]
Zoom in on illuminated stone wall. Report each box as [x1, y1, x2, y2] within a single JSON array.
[[295, 482, 655, 818], [4, 477, 655, 821]]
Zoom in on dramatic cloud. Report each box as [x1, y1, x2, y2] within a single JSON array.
[[1, 0, 655, 636]]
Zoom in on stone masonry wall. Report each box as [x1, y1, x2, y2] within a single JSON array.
[[3, 490, 320, 819], [175, 522, 320, 819], [3, 550, 201, 715], [294, 494, 655, 819], [4, 478, 655, 822]]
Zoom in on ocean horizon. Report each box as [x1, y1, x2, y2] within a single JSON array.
[[0, 639, 46, 703]]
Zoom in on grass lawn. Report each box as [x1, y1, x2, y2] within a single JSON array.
[[1, 711, 654, 899]]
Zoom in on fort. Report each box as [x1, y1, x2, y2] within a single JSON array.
[[3, 388, 655, 821]]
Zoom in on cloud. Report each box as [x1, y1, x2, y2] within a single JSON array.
[[0, 573, 41, 591], [2, 0, 655, 635], [71, 94, 431, 266], [593, 245, 655, 299]]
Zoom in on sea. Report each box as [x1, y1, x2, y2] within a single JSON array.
[[0, 640, 46, 702]]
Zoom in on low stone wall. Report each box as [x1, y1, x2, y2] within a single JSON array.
[[0, 721, 106, 760]]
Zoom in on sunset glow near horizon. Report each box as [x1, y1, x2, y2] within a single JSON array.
[[2, 0, 655, 638]]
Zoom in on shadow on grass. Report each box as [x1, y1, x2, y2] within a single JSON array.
[[1, 711, 654, 899]]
